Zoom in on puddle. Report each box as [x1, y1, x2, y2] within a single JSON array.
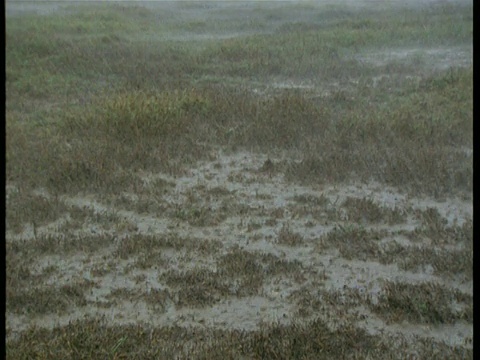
[[357, 46, 473, 71]]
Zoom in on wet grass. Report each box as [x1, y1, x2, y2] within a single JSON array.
[[317, 225, 388, 261], [8, 233, 115, 257], [219, 246, 304, 278], [130, 251, 170, 271], [106, 287, 171, 312], [371, 281, 473, 324], [161, 268, 230, 308], [7, 280, 95, 316], [115, 234, 223, 260], [6, 1, 472, 358], [6, 316, 472, 359], [161, 247, 305, 303], [414, 209, 473, 245], [316, 221, 472, 278], [398, 245, 473, 280], [341, 197, 408, 224], [6, 2, 472, 197], [6, 190, 68, 234], [394, 220, 473, 279], [170, 203, 229, 227], [287, 194, 409, 225], [288, 287, 325, 318], [276, 224, 305, 246]]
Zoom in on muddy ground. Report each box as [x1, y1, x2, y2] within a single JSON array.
[[6, 0, 473, 357], [7, 150, 473, 344]]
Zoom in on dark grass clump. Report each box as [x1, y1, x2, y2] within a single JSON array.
[[6, 114, 150, 194], [318, 225, 387, 262], [397, 245, 473, 280], [260, 253, 304, 277], [284, 67, 472, 198], [213, 247, 305, 297], [246, 320, 388, 359], [371, 281, 472, 324], [160, 268, 230, 308], [414, 209, 472, 245], [288, 288, 324, 318], [292, 193, 329, 207], [216, 247, 266, 297], [6, 190, 68, 234], [321, 287, 365, 308], [332, 224, 473, 277], [115, 234, 183, 259], [7, 89, 213, 194], [7, 67, 472, 196], [217, 247, 265, 277], [219, 246, 304, 277], [142, 288, 172, 312], [341, 196, 407, 224], [6, 247, 40, 291], [106, 287, 171, 312], [9, 233, 115, 256], [89, 262, 115, 278], [7, 280, 95, 315], [289, 286, 368, 319], [276, 223, 305, 246], [170, 204, 229, 227], [6, 318, 189, 359], [115, 234, 222, 260], [6, 316, 472, 359], [111, 193, 170, 216], [131, 251, 170, 270]]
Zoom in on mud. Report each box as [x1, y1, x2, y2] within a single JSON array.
[[6, 151, 473, 348]]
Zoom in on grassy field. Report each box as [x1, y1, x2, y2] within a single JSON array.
[[6, 1, 472, 358]]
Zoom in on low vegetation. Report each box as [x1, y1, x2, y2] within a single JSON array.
[[6, 1, 472, 358]]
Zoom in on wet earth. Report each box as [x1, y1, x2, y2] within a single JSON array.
[[6, 0, 473, 354]]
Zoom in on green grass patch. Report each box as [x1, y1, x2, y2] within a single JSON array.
[[6, 2, 472, 195]]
